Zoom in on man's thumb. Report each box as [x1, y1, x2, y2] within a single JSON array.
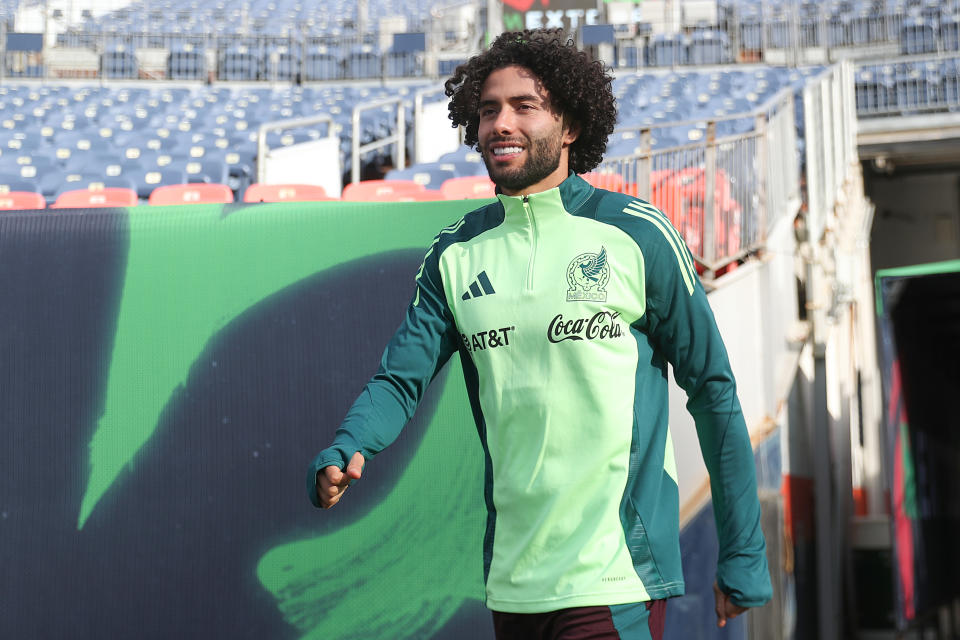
[[346, 451, 365, 479]]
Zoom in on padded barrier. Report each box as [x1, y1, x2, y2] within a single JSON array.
[[1, 200, 753, 640]]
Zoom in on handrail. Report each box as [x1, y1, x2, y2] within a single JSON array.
[[256, 114, 337, 184], [351, 96, 406, 185]]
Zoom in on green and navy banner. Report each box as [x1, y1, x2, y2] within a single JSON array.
[[0, 201, 494, 639], [875, 260, 960, 631], [1, 200, 749, 639]]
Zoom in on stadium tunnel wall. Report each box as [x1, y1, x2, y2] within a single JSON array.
[[1, 198, 811, 640]]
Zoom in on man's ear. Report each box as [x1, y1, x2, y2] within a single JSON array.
[[562, 117, 581, 147]]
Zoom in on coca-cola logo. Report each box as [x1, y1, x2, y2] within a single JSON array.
[[547, 311, 623, 343]]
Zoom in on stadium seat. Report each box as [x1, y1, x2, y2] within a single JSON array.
[[100, 43, 139, 79], [52, 187, 139, 208], [439, 176, 496, 199], [55, 174, 137, 197], [943, 16, 960, 51], [265, 45, 301, 81], [126, 168, 187, 199], [0, 191, 46, 210], [900, 17, 938, 55], [582, 172, 626, 192], [243, 183, 331, 202], [184, 158, 229, 184], [384, 165, 457, 190], [218, 45, 262, 81], [303, 46, 342, 81], [344, 45, 382, 79], [149, 183, 234, 205], [396, 190, 445, 202], [341, 179, 426, 201], [167, 42, 206, 80], [648, 34, 687, 67]]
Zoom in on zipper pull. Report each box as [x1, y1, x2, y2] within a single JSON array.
[[523, 195, 529, 204]]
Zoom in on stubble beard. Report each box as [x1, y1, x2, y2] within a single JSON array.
[[481, 133, 564, 193]]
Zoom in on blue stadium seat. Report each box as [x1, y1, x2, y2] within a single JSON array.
[[942, 15, 960, 51], [384, 164, 457, 190], [689, 31, 730, 65], [167, 42, 206, 80], [894, 61, 942, 110], [99, 43, 139, 79], [218, 45, 263, 81], [265, 45, 301, 81], [127, 167, 189, 199], [900, 17, 938, 55], [184, 157, 229, 184], [739, 15, 764, 50], [344, 45, 382, 79], [943, 59, 960, 109], [648, 34, 688, 67], [304, 46, 342, 81], [54, 173, 137, 198]]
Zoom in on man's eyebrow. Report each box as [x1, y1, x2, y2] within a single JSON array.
[[478, 94, 544, 108]]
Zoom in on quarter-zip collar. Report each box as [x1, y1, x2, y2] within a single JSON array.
[[495, 172, 596, 222], [492, 173, 596, 292]]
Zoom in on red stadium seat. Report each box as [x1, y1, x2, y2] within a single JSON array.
[[0, 191, 46, 211], [440, 176, 496, 200], [397, 190, 445, 202], [243, 183, 332, 203], [582, 171, 625, 192], [52, 187, 138, 209], [149, 183, 234, 205], [341, 179, 425, 201]]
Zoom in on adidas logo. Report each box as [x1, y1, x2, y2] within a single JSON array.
[[461, 271, 496, 300]]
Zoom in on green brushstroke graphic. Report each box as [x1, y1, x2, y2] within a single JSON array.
[[79, 200, 478, 529], [257, 358, 487, 638]]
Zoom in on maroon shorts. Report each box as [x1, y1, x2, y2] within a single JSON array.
[[492, 600, 667, 640]]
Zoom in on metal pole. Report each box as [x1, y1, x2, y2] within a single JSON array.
[[703, 120, 717, 278], [755, 113, 769, 244]]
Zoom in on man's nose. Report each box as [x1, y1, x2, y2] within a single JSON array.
[[493, 107, 515, 134]]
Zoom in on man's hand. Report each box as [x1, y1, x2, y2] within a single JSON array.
[[713, 581, 748, 628], [316, 451, 365, 509]]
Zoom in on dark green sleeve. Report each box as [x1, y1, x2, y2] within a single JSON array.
[[306, 241, 460, 508], [641, 224, 773, 607]]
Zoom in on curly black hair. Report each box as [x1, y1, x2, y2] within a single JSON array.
[[444, 28, 617, 175]]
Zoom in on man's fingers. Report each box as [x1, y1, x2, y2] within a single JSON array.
[[323, 464, 344, 486], [345, 452, 365, 480], [316, 454, 364, 509], [713, 582, 728, 628], [725, 602, 747, 619]]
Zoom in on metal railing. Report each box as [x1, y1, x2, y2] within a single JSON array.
[[595, 88, 801, 278], [854, 52, 960, 118], [802, 61, 858, 243], [350, 96, 405, 185], [16, 27, 481, 82]]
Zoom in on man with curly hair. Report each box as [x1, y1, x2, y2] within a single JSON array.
[[308, 28, 772, 639]]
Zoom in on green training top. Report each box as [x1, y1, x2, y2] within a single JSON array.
[[308, 173, 772, 613]]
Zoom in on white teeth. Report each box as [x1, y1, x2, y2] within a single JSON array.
[[493, 146, 522, 156]]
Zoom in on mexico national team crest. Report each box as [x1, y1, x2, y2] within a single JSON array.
[[566, 247, 610, 302]]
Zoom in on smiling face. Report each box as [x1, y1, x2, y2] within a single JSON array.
[[477, 65, 579, 196]]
